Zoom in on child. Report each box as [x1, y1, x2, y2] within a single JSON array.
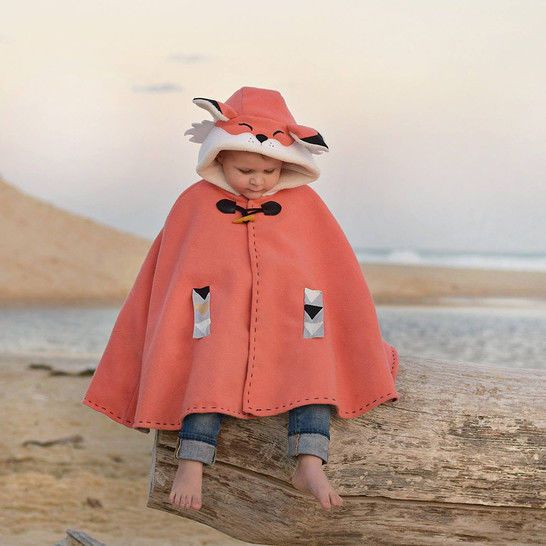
[[82, 86, 400, 514], [170, 149, 342, 512]]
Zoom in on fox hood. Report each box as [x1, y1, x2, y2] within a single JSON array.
[[82, 86, 400, 433]]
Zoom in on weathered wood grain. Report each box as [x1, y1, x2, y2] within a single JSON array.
[[147, 356, 545, 545], [53, 528, 107, 545]]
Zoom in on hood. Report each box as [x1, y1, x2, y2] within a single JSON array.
[[184, 86, 329, 196]]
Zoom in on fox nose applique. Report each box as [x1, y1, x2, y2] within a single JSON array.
[[255, 134, 268, 143], [216, 199, 282, 223]]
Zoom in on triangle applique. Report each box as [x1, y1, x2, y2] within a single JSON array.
[[304, 322, 324, 336]]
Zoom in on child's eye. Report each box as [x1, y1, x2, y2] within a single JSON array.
[[238, 168, 276, 174]]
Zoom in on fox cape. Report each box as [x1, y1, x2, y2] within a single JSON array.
[[82, 87, 400, 433]]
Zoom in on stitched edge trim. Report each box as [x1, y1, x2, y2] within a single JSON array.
[[83, 342, 399, 426]]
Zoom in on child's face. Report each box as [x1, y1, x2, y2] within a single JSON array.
[[216, 150, 283, 199]]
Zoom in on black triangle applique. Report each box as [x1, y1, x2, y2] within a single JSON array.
[[194, 286, 210, 300], [304, 304, 322, 320]]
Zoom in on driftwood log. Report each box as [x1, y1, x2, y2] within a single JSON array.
[[147, 356, 545, 545]]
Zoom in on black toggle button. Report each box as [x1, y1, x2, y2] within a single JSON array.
[[216, 199, 238, 214], [216, 199, 282, 218], [260, 201, 282, 215]]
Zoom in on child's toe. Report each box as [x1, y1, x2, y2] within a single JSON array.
[[321, 500, 332, 511], [330, 491, 343, 506], [319, 491, 332, 510]]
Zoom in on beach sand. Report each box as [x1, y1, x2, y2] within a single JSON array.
[[362, 263, 546, 304], [0, 353, 253, 546]]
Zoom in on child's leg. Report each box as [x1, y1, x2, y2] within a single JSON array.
[[287, 404, 331, 465], [175, 412, 224, 466]]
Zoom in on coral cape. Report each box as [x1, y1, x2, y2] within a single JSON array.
[[82, 178, 400, 433]]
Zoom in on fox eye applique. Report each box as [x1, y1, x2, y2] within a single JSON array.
[[238, 122, 285, 139]]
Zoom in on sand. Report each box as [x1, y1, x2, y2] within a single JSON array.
[[0, 177, 151, 305], [361, 262, 546, 304], [0, 353, 253, 546]]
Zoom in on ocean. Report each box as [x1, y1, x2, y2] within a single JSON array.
[[355, 248, 546, 272], [0, 303, 544, 371]]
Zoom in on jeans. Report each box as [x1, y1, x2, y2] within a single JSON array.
[[174, 404, 331, 466]]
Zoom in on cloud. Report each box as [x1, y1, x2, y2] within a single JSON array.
[[166, 52, 210, 63], [132, 83, 184, 94]]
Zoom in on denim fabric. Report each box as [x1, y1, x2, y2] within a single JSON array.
[[175, 412, 224, 465], [174, 404, 331, 466], [287, 403, 331, 465]]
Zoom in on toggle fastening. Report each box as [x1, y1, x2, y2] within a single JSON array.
[[216, 199, 282, 223]]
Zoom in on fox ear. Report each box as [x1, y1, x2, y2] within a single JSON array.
[[192, 97, 238, 121], [287, 124, 329, 155]]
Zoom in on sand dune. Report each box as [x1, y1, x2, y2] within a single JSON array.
[[1, 175, 545, 306], [0, 176, 151, 304]]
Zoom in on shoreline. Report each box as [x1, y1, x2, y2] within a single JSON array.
[[1, 295, 546, 311], [0, 262, 545, 309]]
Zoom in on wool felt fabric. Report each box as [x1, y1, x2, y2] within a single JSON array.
[[82, 86, 401, 433]]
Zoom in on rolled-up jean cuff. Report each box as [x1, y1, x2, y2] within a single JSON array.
[[287, 432, 329, 464], [174, 437, 216, 466]]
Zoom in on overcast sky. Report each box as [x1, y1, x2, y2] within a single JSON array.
[[1, 0, 545, 253]]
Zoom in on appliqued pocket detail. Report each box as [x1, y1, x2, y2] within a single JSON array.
[[303, 287, 324, 338], [192, 285, 211, 338]]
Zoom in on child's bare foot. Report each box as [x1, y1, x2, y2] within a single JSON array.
[[290, 454, 344, 511], [169, 459, 204, 510]]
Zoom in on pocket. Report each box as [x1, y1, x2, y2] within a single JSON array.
[[192, 285, 211, 338], [303, 287, 324, 338]]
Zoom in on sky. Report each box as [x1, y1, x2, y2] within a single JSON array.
[[1, 0, 545, 253]]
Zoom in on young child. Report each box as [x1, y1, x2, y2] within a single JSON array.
[[170, 149, 342, 512], [82, 86, 400, 515]]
